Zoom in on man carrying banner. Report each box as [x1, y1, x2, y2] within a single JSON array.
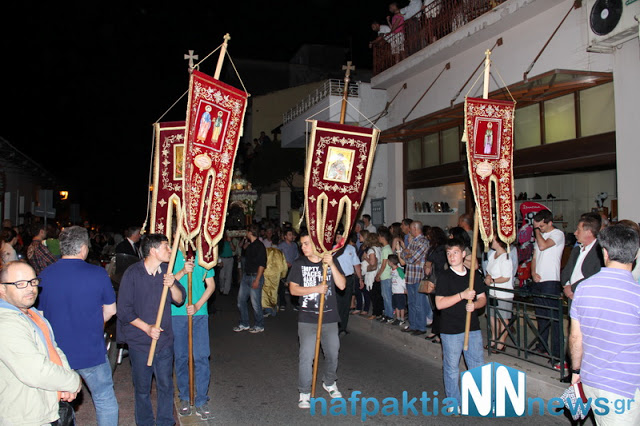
[[288, 231, 346, 409], [117, 234, 186, 426], [171, 251, 215, 419]]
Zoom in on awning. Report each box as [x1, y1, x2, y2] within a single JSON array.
[[381, 69, 613, 142]]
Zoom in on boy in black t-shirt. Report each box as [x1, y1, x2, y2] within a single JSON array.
[[288, 231, 346, 409], [435, 238, 487, 412]]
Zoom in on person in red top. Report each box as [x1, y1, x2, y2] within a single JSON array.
[[387, 2, 406, 63]]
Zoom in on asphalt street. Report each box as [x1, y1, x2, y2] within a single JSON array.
[[75, 290, 572, 425]]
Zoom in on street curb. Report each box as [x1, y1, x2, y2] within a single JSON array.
[[347, 314, 567, 402]]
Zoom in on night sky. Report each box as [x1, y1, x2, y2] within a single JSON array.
[[1, 1, 393, 228]]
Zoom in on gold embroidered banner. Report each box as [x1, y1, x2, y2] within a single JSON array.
[[304, 120, 379, 255], [150, 121, 219, 269], [464, 97, 516, 249], [181, 70, 248, 264], [150, 121, 185, 241]]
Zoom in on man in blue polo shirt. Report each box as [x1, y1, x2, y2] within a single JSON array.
[[117, 234, 187, 426], [39, 226, 118, 426]]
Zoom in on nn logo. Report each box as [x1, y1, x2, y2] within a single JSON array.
[[461, 362, 526, 417]]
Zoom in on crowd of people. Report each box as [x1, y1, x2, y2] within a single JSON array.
[[1, 204, 639, 424]]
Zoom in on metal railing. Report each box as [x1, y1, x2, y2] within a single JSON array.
[[485, 285, 567, 380], [282, 79, 359, 125], [372, 0, 508, 75]]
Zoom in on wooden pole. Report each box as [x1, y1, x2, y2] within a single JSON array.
[[310, 262, 329, 397], [463, 50, 491, 351], [214, 33, 231, 80], [147, 213, 183, 366], [463, 211, 481, 350], [188, 269, 195, 406], [311, 61, 354, 396]]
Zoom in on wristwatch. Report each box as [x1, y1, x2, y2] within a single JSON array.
[[571, 368, 580, 375]]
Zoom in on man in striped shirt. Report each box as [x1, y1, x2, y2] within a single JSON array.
[[570, 224, 640, 425]]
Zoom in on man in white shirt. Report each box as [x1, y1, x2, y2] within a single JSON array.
[[362, 214, 376, 233], [335, 232, 363, 336], [401, 0, 423, 19], [531, 210, 565, 366]]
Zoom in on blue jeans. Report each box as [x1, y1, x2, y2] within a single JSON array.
[[441, 330, 484, 403], [380, 278, 394, 318], [129, 346, 175, 426], [237, 274, 264, 328], [172, 315, 211, 407], [77, 357, 118, 426], [406, 282, 433, 331]]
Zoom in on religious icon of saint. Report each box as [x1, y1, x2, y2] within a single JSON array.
[[174, 145, 184, 180], [327, 153, 348, 181], [211, 111, 224, 144], [483, 122, 494, 155], [197, 105, 212, 141]]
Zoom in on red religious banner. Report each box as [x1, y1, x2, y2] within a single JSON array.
[[464, 97, 517, 249], [304, 120, 380, 254], [181, 70, 248, 262], [150, 121, 185, 240]]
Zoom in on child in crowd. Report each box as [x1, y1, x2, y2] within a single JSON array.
[[387, 254, 407, 326], [435, 238, 487, 414]]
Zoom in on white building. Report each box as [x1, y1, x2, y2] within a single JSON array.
[[283, 0, 640, 230]]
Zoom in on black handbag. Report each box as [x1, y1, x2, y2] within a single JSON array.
[[52, 401, 75, 426]]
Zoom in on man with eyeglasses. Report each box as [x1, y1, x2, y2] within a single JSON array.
[[39, 226, 118, 426], [0, 261, 82, 425]]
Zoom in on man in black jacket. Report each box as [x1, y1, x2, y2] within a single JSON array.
[[562, 214, 604, 302], [115, 226, 142, 258]]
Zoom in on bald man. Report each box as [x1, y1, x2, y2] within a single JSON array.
[[0, 261, 81, 425]]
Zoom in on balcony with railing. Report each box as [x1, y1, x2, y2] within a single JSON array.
[[281, 79, 366, 148], [372, 0, 508, 76], [282, 79, 359, 125]]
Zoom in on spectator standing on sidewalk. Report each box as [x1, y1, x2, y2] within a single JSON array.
[[376, 228, 394, 322], [0, 261, 82, 425], [398, 221, 431, 336], [27, 223, 56, 275], [570, 224, 640, 425], [335, 231, 362, 336], [38, 226, 118, 426], [531, 210, 565, 368]]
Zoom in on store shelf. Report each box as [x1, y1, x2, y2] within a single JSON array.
[[412, 208, 459, 216], [515, 198, 569, 203]]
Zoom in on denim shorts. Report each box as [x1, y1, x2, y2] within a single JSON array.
[[392, 293, 407, 310]]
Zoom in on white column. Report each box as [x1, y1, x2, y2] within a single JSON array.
[[387, 143, 405, 222], [614, 39, 640, 222], [279, 185, 291, 224]]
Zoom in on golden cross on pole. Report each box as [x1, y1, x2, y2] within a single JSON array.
[[339, 61, 356, 125], [214, 33, 231, 80]]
